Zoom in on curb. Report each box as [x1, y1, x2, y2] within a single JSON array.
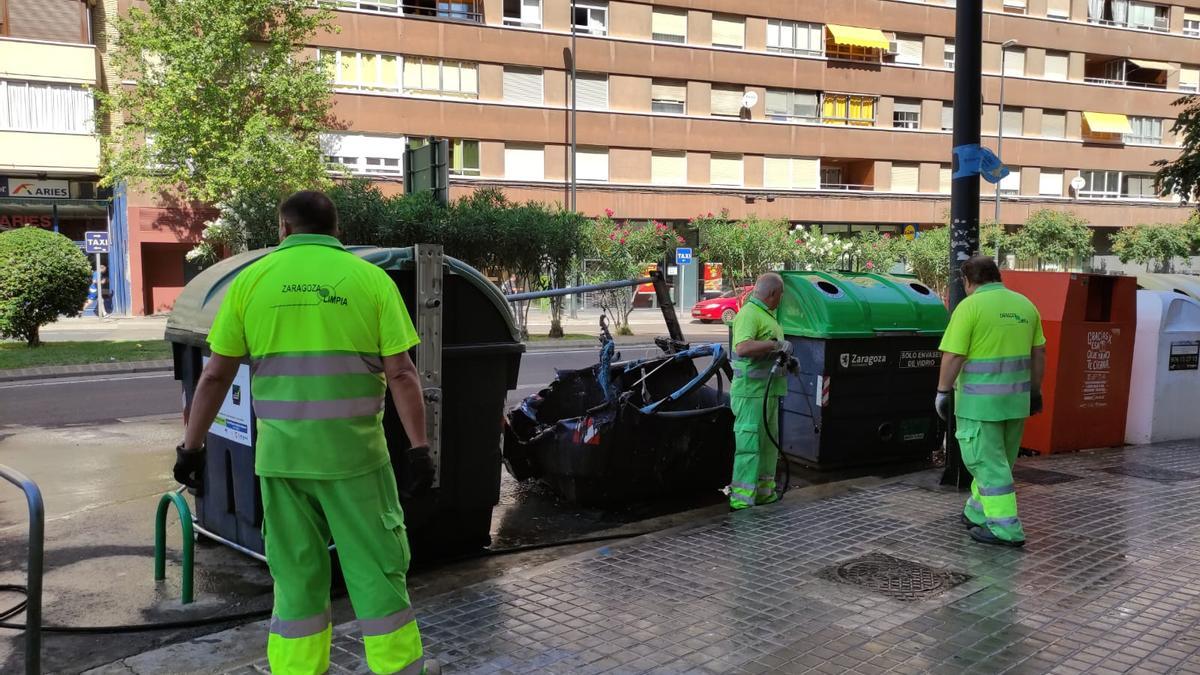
[[0, 359, 174, 383]]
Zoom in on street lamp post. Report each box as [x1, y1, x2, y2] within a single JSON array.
[[569, 0, 577, 213], [994, 38, 1018, 260]]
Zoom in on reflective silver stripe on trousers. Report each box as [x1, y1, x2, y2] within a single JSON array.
[[731, 481, 757, 493], [394, 658, 425, 675], [254, 397, 384, 420], [986, 516, 1021, 527], [253, 354, 384, 377], [358, 607, 417, 637], [966, 498, 983, 511], [978, 484, 1016, 497], [963, 357, 1031, 374], [962, 381, 1031, 396], [270, 608, 332, 639], [731, 491, 755, 505]]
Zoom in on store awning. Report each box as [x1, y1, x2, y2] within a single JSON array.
[[1083, 111, 1132, 135], [825, 25, 891, 50], [0, 197, 109, 217], [1128, 59, 1173, 72]]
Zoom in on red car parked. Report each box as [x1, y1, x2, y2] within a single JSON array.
[[691, 286, 753, 324]]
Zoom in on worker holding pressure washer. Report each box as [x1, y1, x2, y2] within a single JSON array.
[[174, 191, 441, 675], [936, 255, 1046, 549], [729, 272, 793, 511]]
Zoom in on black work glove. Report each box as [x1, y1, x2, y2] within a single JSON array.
[[174, 443, 206, 495], [1030, 391, 1044, 416], [399, 445, 436, 499], [935, 390, 952, 421]]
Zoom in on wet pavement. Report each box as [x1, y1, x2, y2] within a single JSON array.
[[187, 439, 1200, 674]]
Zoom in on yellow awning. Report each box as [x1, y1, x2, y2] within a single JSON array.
[[826, 24, 891, 50], [1083, 112, 1133, 135], [1129, 59, 1173, 71]]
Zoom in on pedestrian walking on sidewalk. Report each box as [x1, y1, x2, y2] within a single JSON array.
[[728, 272, 791, 511], [936, 255, 1046, 548], [173, 191, 441, 674]]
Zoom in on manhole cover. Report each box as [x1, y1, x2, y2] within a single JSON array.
[[1102, 463, 1200, 482], [820, 553, 970, 601], [1013, 466, 1081, 485]]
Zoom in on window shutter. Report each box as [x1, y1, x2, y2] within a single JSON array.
[[651, 151, 687, 184], [710, 86, 744, 116], [504, 144, 545, 180], [765, 90, 789, 117], [8, 0, 82, 42], [712, 16, 744, 48], [764, 157, 791, 188], [652, 81, 686, 103], [652, 9, 687, 41], [893, 101, 920, 115], [1039, 170, 1063, 196], [1003, 49, 1025, 76], [1044, 52, 1069, 81], [793, 158, 820, 189], [1181, 67, 1200, 90], [421, 60, 440, 90], [1042, 111, 1066, 138], [403, 58, 423, 89], [710, 154, 743, 186], [941, 104, 954, 130], [577, 73, 608, 110], [576, 148, 609, 182], [897, 38, 923, 65], [503, 67, 543, 105], [1047, 0, 1070, 16], [459, 63, 478, 94], [890, 163, 919, 192], [1000, 168, 1021, 193], [939, 166, 952, 194], [1002, 109, 1024, 136]]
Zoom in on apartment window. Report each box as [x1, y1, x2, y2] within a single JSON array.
[[450, 139, 481, 176], [766, 89, 819, 123], [651, 151, 687, 185], [1079, 169, 1120, 199], [322, 49, 403, 93], [651, 80, 686, 114], [887, 35, 923, 65], [821, 94, 876, 126], [1044, 51, 1069, 81], [0, 80, 94, 133], [403, 58, 478, 97], [1123, 173, 1158, 198], [503, 67, 543, 105], [939, 165, 952, 194], [712, 15, 745, 49], [503, 0, 541, 28], [504, 143, 544, 181], [1182, 67, 1199, 93], [941, 103, 954, 131], [763, 156, 820, 189], [1186, 11, 1200, 37], [944, 40, 955, 69], [1124, 116, 1162, 145], [1047, 0, 1070, 18], [1039, 169, 1064, 196], [1003, 0, 1027, 14], [322, 133, 406, 176], [573, 0, 607, 35], [577, 147, 609, 182], [999, 168, 1020, 195], [711, 85, 745, 118], [820, 167, 844, 188], [651, 8, 687, 43], [710, 153, 744, 186], [891, 163, 919, 192], [1001, 108, 1024, 137], [576, 73, 608, 111], [1003, 47, 1026, 76], [893, 100, 920, 129], [1042, 110, 1066, 138], [1127, 2, 1169, 31], [767, 20, 823, 56]]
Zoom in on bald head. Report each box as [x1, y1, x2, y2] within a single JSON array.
[[754, 272, 784, 310]]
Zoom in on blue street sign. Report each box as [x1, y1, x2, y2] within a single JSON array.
[[84, 231, 110, 254], [675, 247, 693, 265]]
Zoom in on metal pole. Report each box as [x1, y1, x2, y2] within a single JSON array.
[[569, 0, 578, 213], [95, 252, 106, 318], [994, 39, 1017, 261], [0, 465, 44, 675], [944, 0, 983, 489]]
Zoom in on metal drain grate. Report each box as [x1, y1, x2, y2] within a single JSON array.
[[1102, 463, 1200, 483], [1013, 466, 1082, 485], [820, 552, 970, 601]]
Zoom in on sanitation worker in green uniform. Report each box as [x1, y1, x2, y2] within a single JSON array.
[[174, 191, 441, 674], [936, 255, 1046, 548], [729, 272, 791, 511]]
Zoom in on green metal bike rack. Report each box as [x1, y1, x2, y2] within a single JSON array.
[[154, 491, 194, 605]]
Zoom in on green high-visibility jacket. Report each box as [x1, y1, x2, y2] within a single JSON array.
[[731, 295, 787, 398]]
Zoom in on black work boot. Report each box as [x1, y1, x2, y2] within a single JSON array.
[[969, 526, 1025, 548]]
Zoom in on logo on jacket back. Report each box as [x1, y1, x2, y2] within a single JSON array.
[[839, 353, 888, 369], [999, 312, 1029, 324], [275, 279, 349, 308]]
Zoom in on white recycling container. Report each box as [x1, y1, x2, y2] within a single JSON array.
[[1126, 290, 1200, 445]]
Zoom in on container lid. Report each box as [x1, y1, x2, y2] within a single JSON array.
[[1138, 273, 1200, 304], [166, 246, 520, 346], [777, 271, 949, 338]]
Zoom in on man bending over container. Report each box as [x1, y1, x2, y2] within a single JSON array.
[[936, 255, 1046, 548], [174, 190, 441, 674]]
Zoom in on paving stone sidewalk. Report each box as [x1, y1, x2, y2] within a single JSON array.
[[221, 441, 1200, 674]]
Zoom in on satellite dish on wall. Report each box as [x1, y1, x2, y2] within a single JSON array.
[[740, 91, 759, 110], [1070, 176, 1086, 192]]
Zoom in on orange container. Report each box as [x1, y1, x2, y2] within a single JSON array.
[[1002, 271, 1137, 455]]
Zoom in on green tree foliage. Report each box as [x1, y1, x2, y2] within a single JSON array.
[[793, 225, 855, 271], [1111, 222, 1195, 271], [583, 216, 681, 335], [903, 226, 951, 297], [852, 230, 905, 273], [0, 228, 93, 347], [100, 0, 337, 203], [1010, 209, 1095, 270], [696, 213, 794, 284], [1155, 94, 1200, 204]]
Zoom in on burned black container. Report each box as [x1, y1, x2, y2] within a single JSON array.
[[166, 246, 523, 559], [777, 272, 949, 468], [504, 343, 733, 506]]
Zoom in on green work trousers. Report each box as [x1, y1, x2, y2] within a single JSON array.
[[731, 395, 780, 510], [261, 463, 426, 675], [957, 416, 1026, 543]]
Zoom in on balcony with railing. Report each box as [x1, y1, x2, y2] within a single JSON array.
[[1086, 1, 1170, 32], [819, 160, 875, 192], [326, 0, 483, 23], [1083, 56, 1169, 89]]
